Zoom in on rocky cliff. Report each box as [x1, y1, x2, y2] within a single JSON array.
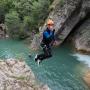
[[71, 17, 90, 54], [0, 59, 50, 90], [69, 0, 90, 54], [52, 0, 90, 53], [31, 0, 90, 53]]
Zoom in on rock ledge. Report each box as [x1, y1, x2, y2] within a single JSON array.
[[0, 59, 50, 90]]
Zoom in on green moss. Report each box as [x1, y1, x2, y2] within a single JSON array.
[[60, 0, 64, 7], [49, 5, 55, 11], [11, 76, 27, 80]]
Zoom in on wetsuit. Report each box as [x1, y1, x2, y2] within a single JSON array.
[[35, 27, 55, 61]]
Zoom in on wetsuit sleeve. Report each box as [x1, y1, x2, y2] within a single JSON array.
[[43, 31, 51, 38]]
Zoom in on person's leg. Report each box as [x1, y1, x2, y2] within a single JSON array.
[[45, 47, 52, 58], [35, 47, 47, 61], [38, 46, 52, 61], [35, 45, 52, 62], [34, 44, 46, 61]]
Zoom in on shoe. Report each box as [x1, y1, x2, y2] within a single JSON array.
[[37, 60, 41, 65], [34, 54, 38, 62]]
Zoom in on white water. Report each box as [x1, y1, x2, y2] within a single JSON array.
[[72, 53, 90, 67]]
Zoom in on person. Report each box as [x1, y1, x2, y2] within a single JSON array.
[[34, 19, 55, 64]]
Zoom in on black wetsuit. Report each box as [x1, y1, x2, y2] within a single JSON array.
[[36, 27, 55, 61]]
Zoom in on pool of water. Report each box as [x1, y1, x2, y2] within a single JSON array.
[[0, 39, 90, 90]]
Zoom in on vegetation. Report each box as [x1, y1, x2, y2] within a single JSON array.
[[0, 0, 54, 39], [60, 0, 64, 7]]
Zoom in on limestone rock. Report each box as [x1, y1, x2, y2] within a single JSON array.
[[73, 19, 90, 53], [0, 59, 50, 90], [83, 70, 90, 87]]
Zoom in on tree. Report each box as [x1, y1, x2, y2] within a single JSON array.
[[0, 0, 14, 23], [13, 0, 33, 21], [30, 0, 50, 30], [1, 0, 53, 39], [5, 11, 21, 39]]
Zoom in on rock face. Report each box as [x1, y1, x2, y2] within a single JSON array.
[[31, 0, 81, 48], [69, 0, 90, 54], [47, 0, 90, 53], [30, 0, 90, 54], [47, 0, 81, 32], [30, 34, 41, 50], [46, 0, 90, 46], [72, 18, 90, 53], [31, 0, 90, 50], [0, 59, 50, 90], [83, 70, 90, 87], [0, 24, 8, 39]]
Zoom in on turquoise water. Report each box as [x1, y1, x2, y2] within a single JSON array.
[[0, 39, 90, 90]]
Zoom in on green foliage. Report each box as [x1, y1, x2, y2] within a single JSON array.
[[0, 0, 14, 23], [1, 0, 53, 39], [30, 0, 50, 30], [49, 5, 55, 12], [11, 75, 27, 80], [60, 0, 64, 7], [5, 11, 21, 39], [5, 11, 30, 39], [49, 0, 54, 3]]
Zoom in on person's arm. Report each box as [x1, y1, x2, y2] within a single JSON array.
[[50, 29, 55, 46]]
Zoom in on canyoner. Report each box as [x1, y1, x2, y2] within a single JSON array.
[[34, 19, 56, 65]]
